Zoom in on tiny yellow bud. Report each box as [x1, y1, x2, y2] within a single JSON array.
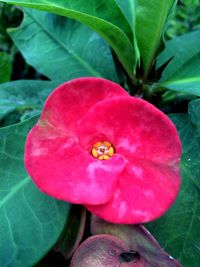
[[91, 141, 115, 160]]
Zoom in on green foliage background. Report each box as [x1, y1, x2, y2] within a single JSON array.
[[0, 1, 200, 266]]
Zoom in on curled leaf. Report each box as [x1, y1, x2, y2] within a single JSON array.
[[91, 216, 181, 267], [70, 234, 147, 267]]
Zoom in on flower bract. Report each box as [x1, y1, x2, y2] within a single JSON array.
[[25, 77, 182, 224]]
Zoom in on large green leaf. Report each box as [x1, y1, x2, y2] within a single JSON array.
[[114, 0, 136, 30], [9, 9, 119, 82], [157, 30, 200, 81], [147, 99, 200, 267], [0, 117, 71, 267], [136, 0, 176, 77], [0, 0, 135, 77], [0, 51, 12, 83], [114, 0, 140, 71], [0, 79, 59, 125], [159, 52, 200, 96]]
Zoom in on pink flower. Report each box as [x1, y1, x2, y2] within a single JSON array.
[[25, 78, 181, 224]]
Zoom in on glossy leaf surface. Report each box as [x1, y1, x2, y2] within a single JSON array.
[[114, 0, 140, 69], [159, 52, 200, 96], [114, 0, 136, 30], [136, 0, 176, 76], [157, 30, 200, 80], [147, 99, 200, 267], [1, 0, 135, 76], [0, 79, 59, 125], [0, 117, 71, 267], [9, 9, 118, 82]]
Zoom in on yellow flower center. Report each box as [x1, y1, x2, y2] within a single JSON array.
[[91, 141, 114, 160]]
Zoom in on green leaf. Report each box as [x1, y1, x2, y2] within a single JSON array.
[[9, 8, 119, 82], [114, 0, 140, 71], [0, 79, 59, 125], [136, 0, 176, 77], [0, 0, 135, 77], [0, 117, 71, 267], [147, 99, 200, 267], [159, 52, 200, 96], [157, 30, 200, 81], [0, 51, 12, 83], [114, 0, 136, 30]]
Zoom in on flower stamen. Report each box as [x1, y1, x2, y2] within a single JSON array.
[[91, 141, 114, 160]]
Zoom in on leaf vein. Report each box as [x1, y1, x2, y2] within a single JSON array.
[[0, 177, 30, 208], [25, 9, 102, 78]]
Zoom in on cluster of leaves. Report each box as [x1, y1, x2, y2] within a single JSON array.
[[0, 3, 45, 83], [0, 3, 22, 82], [166, 0, 200, 39], [0, 0, 200, 266]]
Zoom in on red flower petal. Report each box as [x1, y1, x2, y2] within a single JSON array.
[[78, 97, 181, 223], [25, 78, 127, 204], [78, 97, 181, 165], [25, 78, 181, 224], [86, 157, 180, 223], [39, 77, 128, 134]]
